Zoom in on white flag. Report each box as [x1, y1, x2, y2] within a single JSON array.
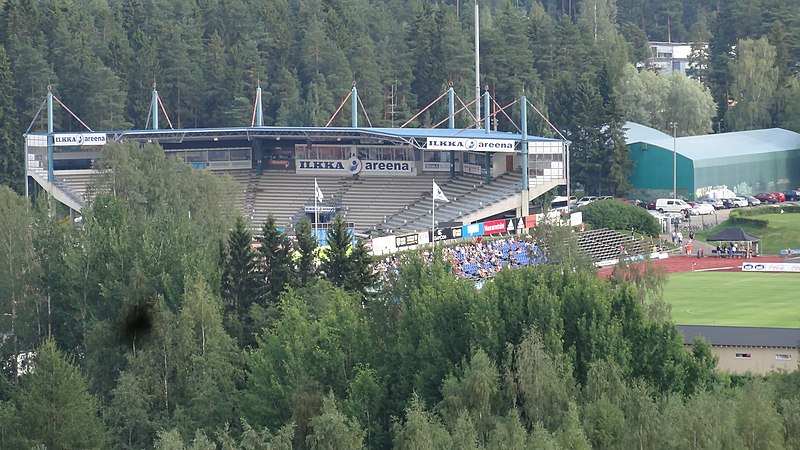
[[433, 180, 449, 202], [315, 178, 324, 202]]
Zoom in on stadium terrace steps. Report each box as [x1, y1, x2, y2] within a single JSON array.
[[339, 174, 438, 234], [382, 173, 525, 235], [250, 173, 347, 231], [577, 228, 645, 263]]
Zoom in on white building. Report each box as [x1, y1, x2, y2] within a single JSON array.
[[648, 42, 707, 76]]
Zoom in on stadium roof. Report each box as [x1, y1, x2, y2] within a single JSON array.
[[28, 126, 563, 148], [624, 122, 800, 161], [678, 325, 800, 348]]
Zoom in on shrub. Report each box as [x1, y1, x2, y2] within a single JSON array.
[[577, 200, 660, 236]]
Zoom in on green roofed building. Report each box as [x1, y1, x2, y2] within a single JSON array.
[[625, 122, 800, 200]]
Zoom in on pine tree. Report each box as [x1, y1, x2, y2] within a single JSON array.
[[12, 340, 108, 449], [221, 216, 259, 342], [295, 217, 319, 286], [320, 214, 351, 288], [0, 45, 21, 193], [256, 215, 295, 303]]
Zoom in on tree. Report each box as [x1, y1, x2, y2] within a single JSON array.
[[256, 215, 295, 303], [391, 393, 451, 449], [294, 217, 318, 286], [11, 340, 108, 449], [0, 45, 22, 193], [319, 214, 351, 288], [220, 216, 259, 343], [306, 393, 366, 450], [726, 37, 780, 131]]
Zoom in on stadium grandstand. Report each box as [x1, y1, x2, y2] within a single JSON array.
[[25, 84, 568, 241]]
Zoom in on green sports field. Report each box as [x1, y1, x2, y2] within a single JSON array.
[[665, 272, 800, 328]]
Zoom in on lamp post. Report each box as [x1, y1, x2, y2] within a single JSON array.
[[670, 122, 677, 198]]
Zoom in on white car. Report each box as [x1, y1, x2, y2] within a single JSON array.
[[689, 203, 716, 215], [731, 197, 749, 208], [576, 196, 598, 207]]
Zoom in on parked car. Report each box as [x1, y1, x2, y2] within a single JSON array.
[[755, 192, 777, 204], [745, 195, 761, 206], [721, 198, 735, 209], [598, 196, 613, 200], [576, 196, 598, 207], [700, 198, 724, 209], [783, 190, 800, 201], [625, 198, 647, 208], [771, 192, 787, 202], [689, 203, 716, 215], [655, 198, 691, 214], [731, 197, 749, 207], [646, 200, 656, 210]]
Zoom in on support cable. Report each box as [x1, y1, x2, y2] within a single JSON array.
[[431, 97, 478, 129], [157, 95, 174, 129], [454, 94, 479, 124], [144, 100, 152, 129], [51, 94, 93, 132], [526, 98, 567, 141], [492, 98, 522, 133], [25, 98, 48, 134], [400, 90, 449, 128], [325, 91, 353, 127], [460, 98, 518, 134], [357, 95, 373, 127], [251, 95, 258, 127]]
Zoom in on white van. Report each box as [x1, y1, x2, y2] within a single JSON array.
[[655, 198, 690, 214]]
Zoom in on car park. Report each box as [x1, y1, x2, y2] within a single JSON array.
[[689, 203, 716, 215]]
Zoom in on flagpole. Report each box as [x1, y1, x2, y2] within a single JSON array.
[[314, 178, 318, 244], [432, 180, 435, 250]]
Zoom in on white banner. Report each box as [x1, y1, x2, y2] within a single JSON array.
[[742, 262, 800, 273], [53, 133, 107, 146], [462, 163, 482, 175], [426, 137, 516, 152], [297, 158, 412, 175], [423, 161, 451, 171]]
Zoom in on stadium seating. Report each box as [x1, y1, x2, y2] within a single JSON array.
[[378, 173, 523, 235], [576, 228, 645, 263]]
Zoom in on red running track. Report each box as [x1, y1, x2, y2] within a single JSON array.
[[598, 255, 788, 277]]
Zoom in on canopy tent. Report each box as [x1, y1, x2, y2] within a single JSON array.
[[706, 228, 760, 242], [706, 227, 760, 257]]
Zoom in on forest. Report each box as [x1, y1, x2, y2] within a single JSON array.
[[2, 0, 800, 448], [1, 143, 799, 448], [1, 0, 800, 195]]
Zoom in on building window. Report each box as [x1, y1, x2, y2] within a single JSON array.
[[775, 354, 791, 361], [735, 353, 752, 359]]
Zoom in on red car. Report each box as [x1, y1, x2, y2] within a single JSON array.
[[755, 193, 777, 204], [771, 192, 786, 202]]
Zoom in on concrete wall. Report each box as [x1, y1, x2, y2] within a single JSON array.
[[686, 345, 798, 374]]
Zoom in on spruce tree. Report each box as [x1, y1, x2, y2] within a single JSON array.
[[221, 216, 259, 343], [257, 215, 295, 303], [12, 340, 108, 449], [320, 214, 351, 288], [0, 45, 21, 193], [294, 217, 318, 286]]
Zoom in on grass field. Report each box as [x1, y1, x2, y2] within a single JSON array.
[[665, 272, 800, 328], [697, 212, 800, 255]]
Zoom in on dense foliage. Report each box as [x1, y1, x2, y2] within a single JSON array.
[[2, 0, 800, 196], [2, 145, 800, 449], [578, 199, 660, 236]]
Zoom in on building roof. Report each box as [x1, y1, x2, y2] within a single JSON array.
[[678, 325, 800, 348], [624, 122, 672, 143], [625, 122, 800, 161], [27, 126, 563, 149]]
